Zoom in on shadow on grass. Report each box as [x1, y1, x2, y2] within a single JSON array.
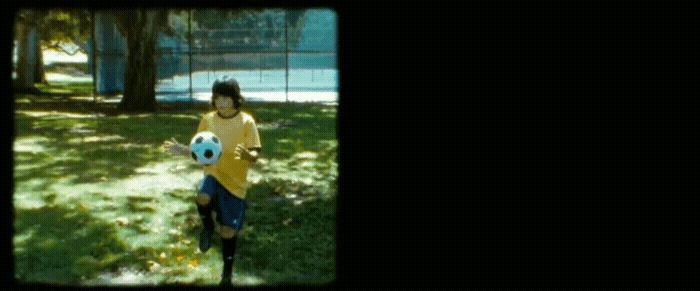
[[236, 193, 336, 285], [14, 112, 200, 186], [14, 141, 166, 186], [167, 186, 336, 285], [13, 102, 337, 285], [14, 205, 135, 284]]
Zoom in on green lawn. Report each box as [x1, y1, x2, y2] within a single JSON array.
[[35, 81, 94, 96], [13, 102, 337, 286]]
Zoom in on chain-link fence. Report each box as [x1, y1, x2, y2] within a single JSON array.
[[93, 8, 337, 104]]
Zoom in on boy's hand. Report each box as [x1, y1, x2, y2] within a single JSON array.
[[234, 144, 258, 162], [163, 137, 188, 156]]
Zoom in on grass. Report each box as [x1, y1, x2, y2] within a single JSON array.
[[13, 101, 337, 286], [35, 81, 94, 96]]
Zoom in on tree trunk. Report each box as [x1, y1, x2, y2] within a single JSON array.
[[34, 39, 48, 84], [15, 21, 36, 91], [117, 11, 164, 112], [15, 11, 46, 92]]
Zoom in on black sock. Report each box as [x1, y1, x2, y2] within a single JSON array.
[[222, 236, 238, 278], [196, 203, 214, 230]]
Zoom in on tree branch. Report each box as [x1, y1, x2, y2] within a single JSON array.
[[68, 36, 89, 53], [44, 41, 83, 55]]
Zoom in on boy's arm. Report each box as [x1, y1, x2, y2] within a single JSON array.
[[242, 116, 262, 162], [164, 137, 191, 157], [235, 145, 261, 163], [248, 147, 261, 163], [179, 143, 192, 158]]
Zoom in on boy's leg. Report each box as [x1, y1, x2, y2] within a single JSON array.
[[219, 236, 238, 286], [196, 176, 218, 252], [216, 191, 247, 286]]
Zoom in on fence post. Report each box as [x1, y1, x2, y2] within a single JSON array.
[[285, 10, 289, 103], [91, 10, 97, 105], [188, 9, 194, 103]]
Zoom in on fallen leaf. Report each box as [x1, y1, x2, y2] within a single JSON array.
[[176, 255, 185, 262], [188, 259, 199, 269], [160, 252, 167, 259], [181, 240, 191, 245]]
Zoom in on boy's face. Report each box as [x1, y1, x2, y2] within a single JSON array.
[[214, 94, 234, 111]]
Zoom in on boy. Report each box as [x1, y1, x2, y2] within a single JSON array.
[[163, 77, 261, 286]]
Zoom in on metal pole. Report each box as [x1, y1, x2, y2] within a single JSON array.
[[188, 9, 193, 103], [91, 10, 97, 105], [284, 10, 289, 103]]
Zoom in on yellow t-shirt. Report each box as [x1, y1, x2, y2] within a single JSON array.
[[196, 110, 262, 199]]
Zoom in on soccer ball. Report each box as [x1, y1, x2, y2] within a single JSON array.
[[190, 131, 223, 166]]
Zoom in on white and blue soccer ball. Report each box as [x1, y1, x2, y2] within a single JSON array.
[[190, 131, 223, 166]]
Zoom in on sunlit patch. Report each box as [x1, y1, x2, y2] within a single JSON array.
[[233, 272, 266, 285], [85, 135, 125, 143], [291, 113, 315, 119], [247, 169, 263, 184], [17, 110, 99, 119], [14, 179, 52, 195], [256, 120, 296, 130], [14, 136, 51, 153], [12, 228, 37, 246], [14, 198, 46, 209], [293, 151, 318, 160], [167, 114, 200, 120], [69, 96, 100, 102], [45, 73, 91, 83], [66, 135, 126, 144], [69, 122, 96, 132], [14, 163, 46, 172], [82, 268, 149, 286]]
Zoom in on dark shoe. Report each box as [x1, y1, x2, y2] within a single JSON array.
[[219, 275, 232, 287], [199, 227, 214, 252]]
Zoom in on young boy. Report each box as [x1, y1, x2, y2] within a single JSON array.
[[163, 77, 261, 286]]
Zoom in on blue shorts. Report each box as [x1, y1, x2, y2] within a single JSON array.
[[198, 175, 247, 232]]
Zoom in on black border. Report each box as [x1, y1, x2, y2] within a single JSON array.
[[6, 0, 700, 289]]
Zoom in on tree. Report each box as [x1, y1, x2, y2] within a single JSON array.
[[103, 9, 307, 112], [14, 10, 47, 92], [14, 9, 93, 92], [109, 9, 170, 112], [39, 10, 93, 56]]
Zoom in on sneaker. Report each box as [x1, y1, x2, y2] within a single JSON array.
[[219, 275, 233, 287], [199, 227, 214, 252]]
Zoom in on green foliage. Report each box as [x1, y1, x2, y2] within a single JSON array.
[[39, 9, 92, 49]]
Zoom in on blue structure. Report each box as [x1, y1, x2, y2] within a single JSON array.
[[94, 12, 126, 94], [290, 9, 337, 69], [93, 9, 337, 96]]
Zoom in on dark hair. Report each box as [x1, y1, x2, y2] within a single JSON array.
[[211, 77, 244, 109]]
